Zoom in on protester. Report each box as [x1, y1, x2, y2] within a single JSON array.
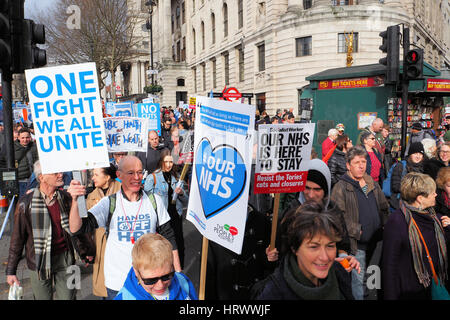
[[360, 131, 383, 184], [206, 204, 275, 300], [405, 122, 435, 157], [6, 160, 94, 300], [321, 128, 338, 159], [111, 152, 128, 170], [86, 164, 121, 210], [255, 202, 354, 300], [435, 167, 450, 216], [114, 233, 197, 300], [274, 160, 358, 273], [381, 124, 393, 174], [328, 134, 353, 187], [0, 127, 39, 197], [331, 146, 389, 300], [382, 172, 450, 299], [144, 149, 188, 268], [357, 118, 384, 156], [137, 130, 167, 175], [389, 142, 426, 210], [68, 155, 181, 300], [422, 138, 437, 160], [160, 116, 174, 151], [336, 123, 345, 135], [424, 141, 450, 180]]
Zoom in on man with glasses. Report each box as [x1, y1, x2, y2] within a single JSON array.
[[68, 155, 181, 300]]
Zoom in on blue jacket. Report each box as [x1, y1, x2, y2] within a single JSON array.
[[114, 268, 198, 300], [144, 170, 188, 216]]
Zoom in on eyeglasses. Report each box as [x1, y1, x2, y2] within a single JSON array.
[[440, 150, 450, 154], [125, 170, 144, 177], [139, 271, 175, 286]]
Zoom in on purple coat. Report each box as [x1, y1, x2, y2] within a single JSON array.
[[381, 209, 450, 300]]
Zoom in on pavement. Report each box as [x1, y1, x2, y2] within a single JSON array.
[[0, 203, 203, 300]]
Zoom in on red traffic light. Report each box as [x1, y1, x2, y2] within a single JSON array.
[[406, 49, 421, 64]]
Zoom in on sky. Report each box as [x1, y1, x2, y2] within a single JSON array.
[[24, 0, 56, 19]]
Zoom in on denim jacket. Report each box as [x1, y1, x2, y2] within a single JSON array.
[[143, 170, 188, 216]]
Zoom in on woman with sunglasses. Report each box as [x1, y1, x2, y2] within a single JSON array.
[[144, 149, 188, 268], [115, 233, 197, 300], [360, 131, 383, 184]]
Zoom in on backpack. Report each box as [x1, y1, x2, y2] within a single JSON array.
[[382, 160, 407, 198]]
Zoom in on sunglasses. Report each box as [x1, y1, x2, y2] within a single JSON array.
[[139, 271, 175, 286]]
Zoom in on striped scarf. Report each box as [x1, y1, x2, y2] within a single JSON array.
[[399, 200, 448, 287], [30, 188, 71, 280]]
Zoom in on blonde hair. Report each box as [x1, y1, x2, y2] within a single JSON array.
[[132, 233, 173, 271], [436, 167, 450, 189], [400, 172, 436, 204]]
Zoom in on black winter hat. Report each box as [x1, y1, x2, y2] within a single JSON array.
[[408, 142, 424, 156], [307, 169, 328, 197], [411, 122, 423, 131]]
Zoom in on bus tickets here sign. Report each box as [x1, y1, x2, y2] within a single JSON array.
[[254, 123, 315, 194]]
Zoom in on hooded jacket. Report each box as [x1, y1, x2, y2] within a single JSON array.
[[114, 268, 198, 300]]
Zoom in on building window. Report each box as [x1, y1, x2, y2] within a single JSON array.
[[223, 3, 228, 37], [176, 40, 181, 62], [181, 37, 186, 61], [193, 28, 196, 55], [182, 2, 185, 25], [171, 14, 174, 34], [332, 0, 354, 5], [193, 67, 197, 92], [303, 0, 312, 9], [238, 46, 244, 82], [211, 13, 216, 44], [202, 63, 206, 91], [257, 43, 265, 71], [176, 6, 180, 29], [211, 58, 217, 88], [296, 36, 312, 57], [256, 93, 266, 113], [201, 21, 205, 50], [177, 78, 185, 86], [338, 32, 358, 53], [192, 0, 195, 12], [223, 52, 230, 85], [238, 0, 243, 29]]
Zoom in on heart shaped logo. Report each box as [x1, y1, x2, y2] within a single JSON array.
[[195, 138, 247, 220]]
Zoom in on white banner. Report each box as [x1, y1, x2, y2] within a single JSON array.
[[104, 117, 148, 153], [25, 62, 110, 174], [187, 96, 255, 254]]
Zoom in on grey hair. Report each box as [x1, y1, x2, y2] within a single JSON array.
[[328, 128, 338, 137], [33, 160, 42, 178], [345, 145, 368, 164]]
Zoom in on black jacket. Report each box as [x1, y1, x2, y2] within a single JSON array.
[[255, 259, 354, 300], [205, 205, 276, 300], [160, 126, 174, 151], [424, 158, 447, 180], [435, 188, 450, 216], [13, 140, 39, 180], [390, 159, 424, 210], [328, 149, 347, 187], [137, 145, 167, 174]]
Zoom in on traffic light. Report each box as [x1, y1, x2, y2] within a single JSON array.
[[379, 25, 400, 84], [404, 48, 423, 80], [21, 19, 46, 70], [0, 0, 11, 70]]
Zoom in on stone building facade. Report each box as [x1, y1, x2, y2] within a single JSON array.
[[123, 0, 450, 115]]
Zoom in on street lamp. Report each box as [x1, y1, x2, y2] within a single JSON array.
[[145, 0, 157, 86]]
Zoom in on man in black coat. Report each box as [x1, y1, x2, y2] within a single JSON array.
[[160, 116, 174, 151], [137, 130, 166, 174]]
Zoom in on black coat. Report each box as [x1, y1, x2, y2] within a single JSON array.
[[137, 145, 167, 174], [390, 160, 424, 210], [328, 149, 347, 187], [435, 189, 450, 216], [205, 205, 276, 300], [424, 158, 447, 180]]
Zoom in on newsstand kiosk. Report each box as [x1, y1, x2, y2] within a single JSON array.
[[305, 62, 450, 158]]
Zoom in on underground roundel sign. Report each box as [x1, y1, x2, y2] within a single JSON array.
[[222, 87, 242, 102]]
